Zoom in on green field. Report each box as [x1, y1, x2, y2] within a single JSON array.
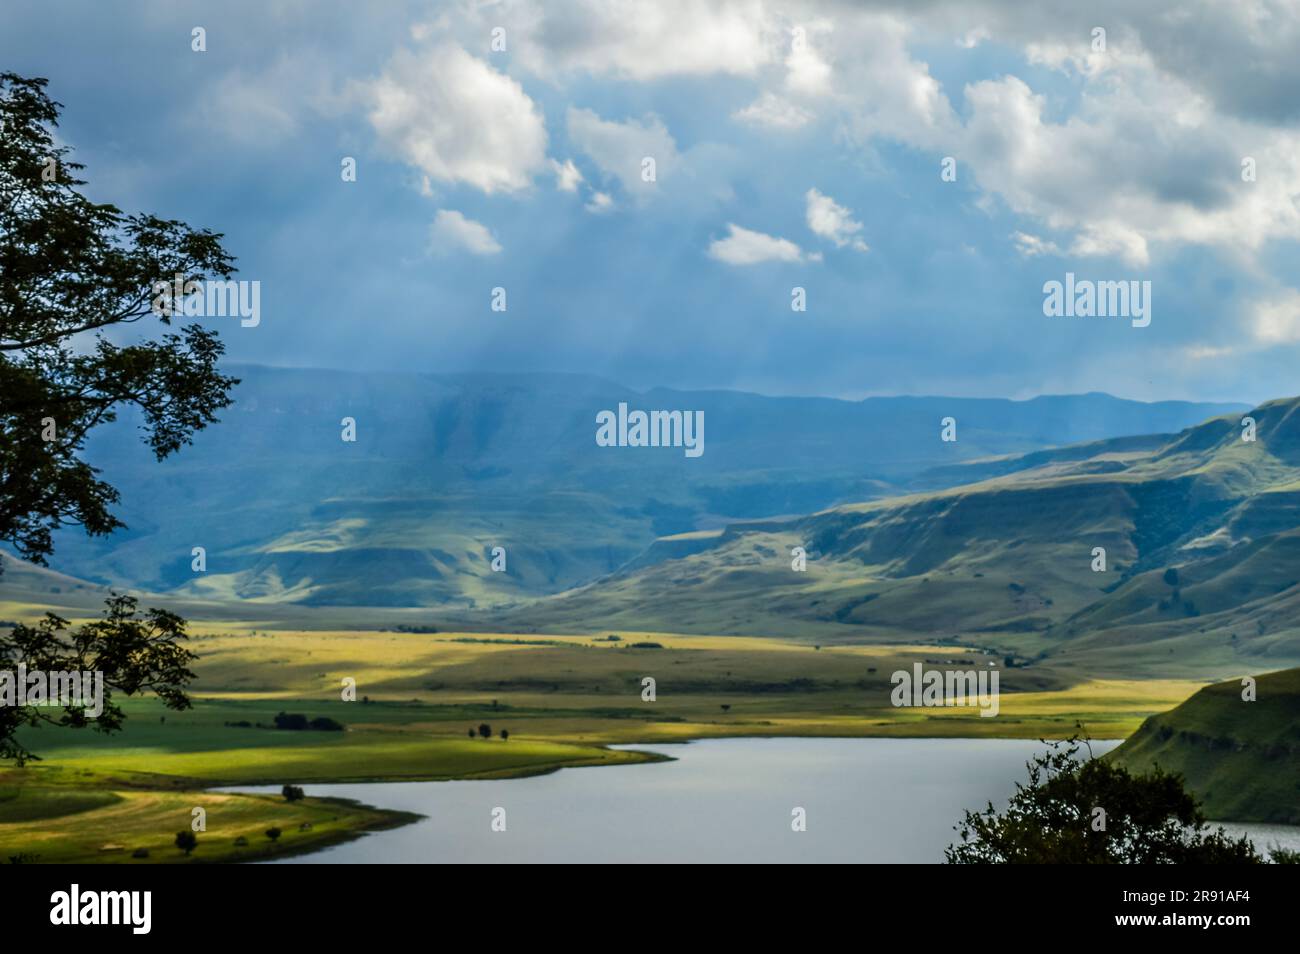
[[1, 625, 1224, 862]]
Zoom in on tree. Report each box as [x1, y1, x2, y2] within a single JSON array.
[[1, 73, 235, 760], [265, 827, 282, 842], [946, 736, 1262, 864], [0, 594, 197, 763], [174, 830, 197, 856], [467, 727, 475, 739], [281, 784, 305, 802], [1, 73, 238, 564], [273, 712, 308, 730], [500, 729, 509, 741], [477, 723, 491, 739]]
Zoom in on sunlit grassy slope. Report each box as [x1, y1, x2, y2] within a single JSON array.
[[1107, 667, 1300, 823]]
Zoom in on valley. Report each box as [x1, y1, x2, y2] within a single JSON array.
[[4, 373, 1299, 859]]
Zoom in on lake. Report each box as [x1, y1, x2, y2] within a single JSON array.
[[230, 737, 1298, 863]]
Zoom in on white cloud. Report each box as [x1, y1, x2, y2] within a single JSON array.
[[833, 14, 959, 151], [429, 209, 502, 255], [959, 70, 1300, 267], [550, 158, 584, 192], [455, 0, 777, 82], [1252, 290, 1300, 344], [733, 92, 813, 130], [708, 223, 818, 265], [785, 26, 833, 96], [566, 107, 678, 196], [805, 188, 868, 251], [1010, 232, 1062, 258], [364, 44, 547, 194], [585, 191, 614, 214]]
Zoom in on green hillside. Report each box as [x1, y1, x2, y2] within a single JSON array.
[[494, 397, 1300, 679], [26, 366, 1241, 608], [1107, 668, 1300, 823]]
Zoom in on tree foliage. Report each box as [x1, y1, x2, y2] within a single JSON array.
[[1, 72, 235, 760], [0, 594, 197, 762], [946, 736, 1262, 863], [0, 72, 238, 565]]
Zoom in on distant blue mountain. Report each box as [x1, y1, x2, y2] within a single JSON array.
[[39, 365, 1244, 606]]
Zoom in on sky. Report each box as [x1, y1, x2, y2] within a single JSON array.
[[4, 0, 1300, 404]]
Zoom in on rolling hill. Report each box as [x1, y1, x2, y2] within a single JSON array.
[[499, 396, 1300, 677], [13, 365, 1241, 608], [1107, 667, 1300, 823]]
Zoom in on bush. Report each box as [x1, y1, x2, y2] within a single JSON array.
[[175, 831, 197, 855], [273, 712, 345, 731], [131, 848, 149, 859], [273, 712, 309, 731], [281, 784, 305, 802], [947, 736, 1262, 864]]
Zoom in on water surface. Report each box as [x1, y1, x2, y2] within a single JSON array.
[[235, 737, 1128, 863]]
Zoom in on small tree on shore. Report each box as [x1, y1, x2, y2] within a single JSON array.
[[175, 831, 197, 856]]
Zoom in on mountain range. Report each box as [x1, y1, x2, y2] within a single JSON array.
[[21, 365, 1244, 612], [490, 394, 1300, 678]]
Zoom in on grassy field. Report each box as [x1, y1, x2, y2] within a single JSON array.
[[0, 765, 419, 864], [0, 625, 1235, 862]]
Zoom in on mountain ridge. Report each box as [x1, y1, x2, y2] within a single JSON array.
[[19, 364, 1243, 609]]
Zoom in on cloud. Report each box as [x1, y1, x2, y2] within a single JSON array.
[[959, 70, 1300, 267], [457, 0, 777, 82], [1252, 290, 1300, 344], [194, 50, 339, 144], [1010, 232, 1062, 258], [566, 107, 678, 196], [785, 25, 833, 95], [364, 44, 547, 194], [429, 210, 502, 255], [550, 158, 584, 192], [708, 223, 818, 265], [585, 191, 614, 214], [832, 14, 959, 150], [805, 188, 868, 251], [733, 92, 813, 130]]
